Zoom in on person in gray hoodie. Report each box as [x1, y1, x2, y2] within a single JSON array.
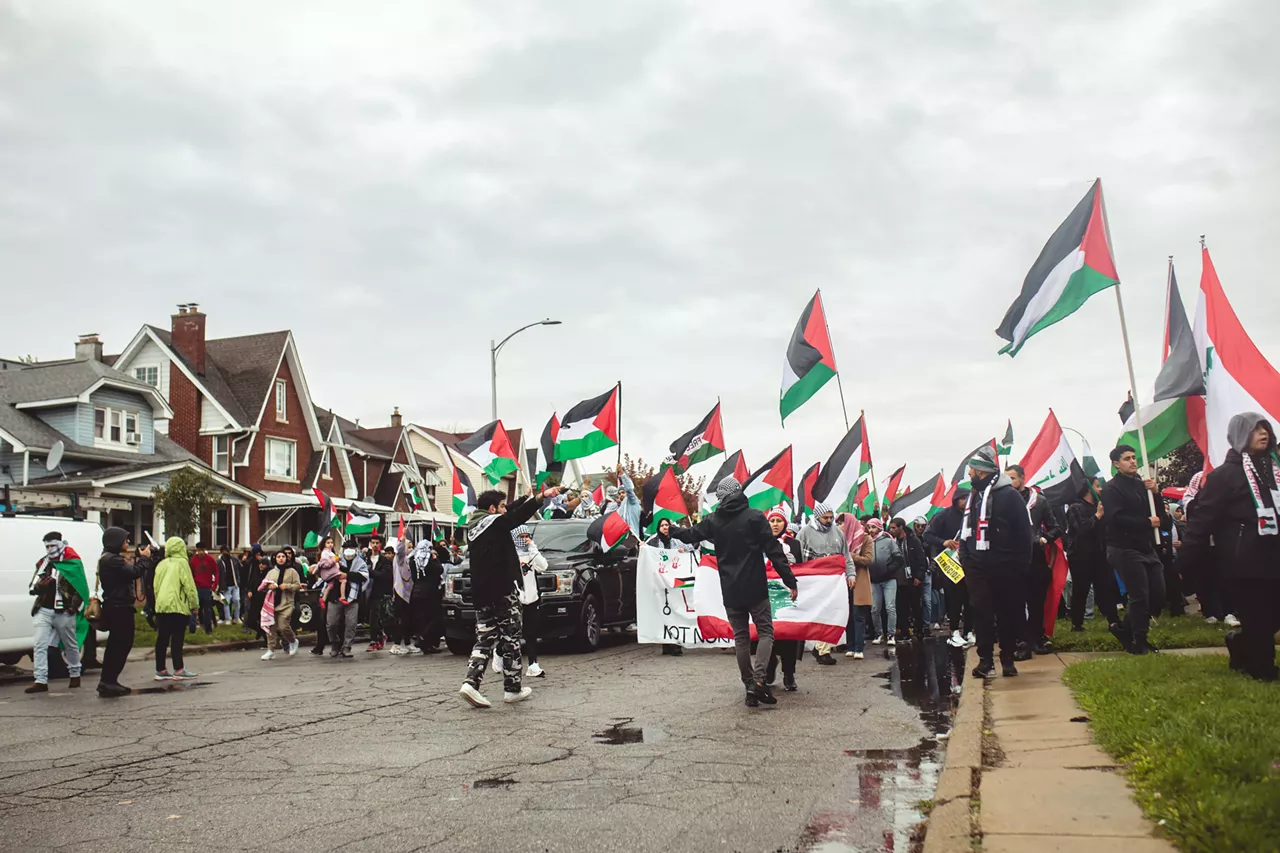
[[865, 518, 904, 646], [797, 501, 857, 664]]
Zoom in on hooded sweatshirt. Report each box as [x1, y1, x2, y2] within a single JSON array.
[[154, 537, 199, 615], [97, 526, 140, 610], [797, 519, 857, 578], [958, 472, 1034, 571], [466, 495, 545, 608], [1103, 471, 1167, 554]]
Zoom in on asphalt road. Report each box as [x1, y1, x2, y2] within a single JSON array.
[[0, 635, 949, 853]]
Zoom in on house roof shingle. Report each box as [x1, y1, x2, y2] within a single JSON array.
[[0, 358, 156, 406], [143, 326, 290, 427]]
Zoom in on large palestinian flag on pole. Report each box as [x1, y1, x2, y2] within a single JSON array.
[[344, 509, 380, 535], [587, 511, 632, 552], [780, 290, 839, 424], [695, 554, 849, 643], [997, 179, 1119, 356], [668, 403, 726, 474], [642, 466, 689, 534], [1117, 398, 1197, 471], [703, 450, 749, 512], [536, 413, 564, 489], [1193, 245, 1280, 467], [445, 447, 477, 523], [456, 419, 519, 484], [879, 464, 906, 507], [1019, 409, 1086, 507], [796, 462, 820, 520], [812, 417, 871, 515], [742, 446, 793, 512], [888, 474, 947, 522], [555, 385, 620, 462]]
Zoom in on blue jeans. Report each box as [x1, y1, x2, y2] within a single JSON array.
[[222, 586, 240, 622], [920, 571, 934, 626], [932, 584, 946, 626], [852, 605, 871, 652], [872, 579, 898, 638], [32, 609, 81, 683]]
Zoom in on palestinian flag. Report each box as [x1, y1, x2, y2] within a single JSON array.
[[592, 483, 605, 507], [456, 419, 519, 484], [1117, 398, 1196, 470], [1079, 438, 1103, 481], [587, 511, 632, 552], [703, 450, 749, 511], [643, 466, 689, 534], [1194, 245, 1278, 467], [888, 474, 947, 522], [555, 385, 620, 462], [879, 464, 906, 507], [313, 487, 342, 532], [812, 417, 871, 515], [997, 179, 1119, 356], [952, 439, 999, 486], [48, 546, 91, 648], [695, 554, 849, 643], [1019, 409, 1086, 507], [997, 420, 1014, 456], [742, 446, 793, 512], [405, 482, 426, 512], [668, 403, 726, 473], [536, 413, 564, 489], [1118, 393, 1136, 425], [796, 462, 821, 520], [1155, 261, 1206, 402], [432, 521, 444, 543], [780, 290, 838, 424], [446, 447, 477, 523], [344, 509, 380, 535]]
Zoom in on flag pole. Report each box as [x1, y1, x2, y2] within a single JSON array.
[[615, 381, 623, 469], [861, 408, 879, 514], [1113, 284, 1161, 543]]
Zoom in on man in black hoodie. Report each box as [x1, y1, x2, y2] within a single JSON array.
[[1102, 444, 1168, 655], [669, 477, 798, 707], [924, 489, 972, 648], [97, 527, 142, 697], [1006, 465, 1063, 657], [959, 446, 1033, 678], [459, 486, 563, 709], [1064, 476, 1120, 635]]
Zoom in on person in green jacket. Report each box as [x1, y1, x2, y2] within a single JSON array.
[[153, 537, 199, 682]]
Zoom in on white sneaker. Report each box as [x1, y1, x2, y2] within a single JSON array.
[[845, 651, 856, 658], [491, 654, 503, 673], [887, 636, 897, 647], [948, 631, 966, 648], [388, 645, 405, 655], [503, 686, 533, 704], [853, 652, 864, 660], [1225, 613, 1241, 628], [965, 632, 976, 647], [871, 636, 883, 645], [459, 683, 491, 708], [260, 650, 275, 661], [932, 623, 942, 630], [1204, 617, 1219, 625], [527, 663, 545, 678], [287, 640, 299, 657]]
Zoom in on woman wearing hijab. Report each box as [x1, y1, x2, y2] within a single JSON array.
[[259, 550, 301, 660], [797, 501, 856, 665], [513, 526, 548, 677], [764, 508, 803, 689], [865, 518, 904, 646], [646, 517, 697, 657], [1181, 413, 1280, 680], [838, 513, 876, 660]]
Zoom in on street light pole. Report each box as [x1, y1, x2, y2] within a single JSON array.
[[490, 319, 562, 421]]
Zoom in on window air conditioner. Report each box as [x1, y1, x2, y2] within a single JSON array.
[[126, 432, 143, 445]]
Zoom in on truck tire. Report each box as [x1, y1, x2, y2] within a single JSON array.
[[574, 592, 602, 653], [295, 601, 316, 631]]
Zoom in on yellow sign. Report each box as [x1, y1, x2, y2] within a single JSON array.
[[934, 549, 964, 583]]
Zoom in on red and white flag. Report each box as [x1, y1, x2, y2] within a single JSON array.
[[694, 555, 849, 644]]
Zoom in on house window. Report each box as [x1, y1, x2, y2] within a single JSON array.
[[94, 406, 141, 448], [212, 508, 230, 549], [134, 366, 159, 387], [213, 435, 230, 475], [275, 379, 287, 421], [265, 437, 296, 479], [94, 408, 105, 439], [320, 450, 331, 480]]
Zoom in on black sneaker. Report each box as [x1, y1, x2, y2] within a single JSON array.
[[1226, 631, 1245, 671], [753, 682, 778, 705], [1108, 622, 1133, 647], [745, 689, 760, 708], [816, 653, 837, 666], [1013, 647, 1033, 662], [783, 675, 797, 692], [972, 659, 996, 678], [1070, 625, 1085, 633], [1033, 640, 1054, 655], [1001, 662, 1019, 677], [311, 646, 325, 656]]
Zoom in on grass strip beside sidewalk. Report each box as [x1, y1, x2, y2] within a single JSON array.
[[1050, 614, 1227, 652], [1063, 653, 1280, 853], [132, 611, 259, 650]]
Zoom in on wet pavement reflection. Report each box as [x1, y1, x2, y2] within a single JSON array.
[[797, 640, 967, 852]]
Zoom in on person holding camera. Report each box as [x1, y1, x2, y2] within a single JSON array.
[[97, 527, 144, 697]]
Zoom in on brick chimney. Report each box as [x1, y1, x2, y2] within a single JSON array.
[[171, 303, 207, 374], [74, 333, 103, 362], [390, 407, 402, 427]]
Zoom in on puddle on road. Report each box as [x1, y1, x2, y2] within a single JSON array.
[[129, 681, 215, 696], [797, 641, 967, 852], [593, 717, 667, 745], [471, 777, 517, 789]]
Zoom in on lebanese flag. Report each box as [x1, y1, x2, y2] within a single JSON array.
[[587, 511, 632, 552], [813, 416, 871, 515], [796, 462, 821, 519], [1019, 410, 1086, 508], [668, 403, 726, 473], [555, 385, 620, 462], [446, 447, 477, 523], [1193, 246, 1280, 467], [694, 554, 849, 643], [780, 290, 838, 424], [889, 473, 947, 522], [704, 450, 749, 510], [643, 466, 688, 534], [456, 419, 519, 484], [743, 446, 793, 512]]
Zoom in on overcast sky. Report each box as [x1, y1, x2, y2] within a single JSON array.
[[4, 0, 1278, 494]]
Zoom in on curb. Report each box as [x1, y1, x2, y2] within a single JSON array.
[[923, 646, 981, 853], [125, 633, 318, 662]]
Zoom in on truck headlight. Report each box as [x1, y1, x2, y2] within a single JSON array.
[[546, 569, 576, 596]]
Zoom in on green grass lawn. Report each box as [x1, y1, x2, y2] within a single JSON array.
[[131, 611, 259, 650], [1050, 614, 1227, 652], [1063, 654, 1280, 853]]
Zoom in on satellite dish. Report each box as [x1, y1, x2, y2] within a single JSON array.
[[46, 440, 64, 472]]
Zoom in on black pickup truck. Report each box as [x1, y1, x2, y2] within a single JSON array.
[[441, 519, 637, 654]]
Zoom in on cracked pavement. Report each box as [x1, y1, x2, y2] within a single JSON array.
[[0, 636, 932, 853]]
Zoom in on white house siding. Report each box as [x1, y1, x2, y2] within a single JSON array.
[[116, 338, 171, 402]]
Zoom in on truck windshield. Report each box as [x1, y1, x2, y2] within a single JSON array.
[[528, 521, 592, 553]]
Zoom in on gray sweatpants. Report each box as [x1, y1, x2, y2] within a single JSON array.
[[326, 601, 359, 655], [726, 598, 774, 686]]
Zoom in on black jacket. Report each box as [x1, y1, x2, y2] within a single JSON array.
[[669, 492, 796, 610], [467, 496, 545, 608], [1064, 498, 1106, 561], [1182, 449, 1280, 580], [922, 506, 962, 559], [369, 555, 394, 597], [218, 554, 242, 589], [958, 475, 1034, 572], [897, 530, 929, 582], [1102, 474, 1165, 554], [98, 527, 140, 610], [1023, 490, 1062, 565]]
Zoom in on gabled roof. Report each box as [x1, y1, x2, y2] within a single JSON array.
[[138, 326, 251, 426], [420, 427, 471, 446], [0, 358, 168, 414], [205, 330, 292, 425]]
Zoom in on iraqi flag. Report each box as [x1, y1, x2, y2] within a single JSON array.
[[997, 179, 1119, 356], [1018, 410, 1087, 507], [643, 466, 688, 534], [704, 450, 749, 511], [668, 403, 726, 474], [780, 290, 838, 424], [879, 464, 906, 507], [742, 446, 793, 512], [456, 419, 519, 484], [889, 474, 947, 523], [555, 385, 620, 462], [344, 509, 380, 535], [796, 462, 821, 520], [694, 554, 849, 643], [1193, 245, 1280, 467], [446, 447, 478, 523], [587, 511, 632, 552], [812, 417, 872, 515], [536, 413, 564, 489]]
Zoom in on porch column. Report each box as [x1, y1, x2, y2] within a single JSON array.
[[153, 506, 166, 541], [238, 504, 251, 548]]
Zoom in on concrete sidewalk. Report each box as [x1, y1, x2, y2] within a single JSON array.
[[923, 648, 1224, 852]]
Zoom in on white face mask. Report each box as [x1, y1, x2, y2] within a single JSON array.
[[44, 542, 62, 558], [342, 548, 357, 561]]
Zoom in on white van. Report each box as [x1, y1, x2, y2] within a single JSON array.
[[0, 515, 106, 665]]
